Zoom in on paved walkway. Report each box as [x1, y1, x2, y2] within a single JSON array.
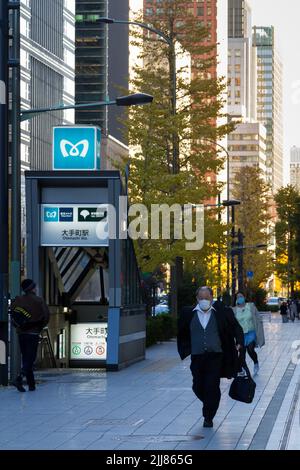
[[0, 315, 299, 450]]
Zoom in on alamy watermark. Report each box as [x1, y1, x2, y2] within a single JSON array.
[[96, 197, 204, 251], [291, 340, 300, 365]]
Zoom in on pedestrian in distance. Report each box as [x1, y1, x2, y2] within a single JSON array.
[[11, 279, 50, 392], [177, 286, 244, 428], [296, 299, 300, 320], [280, 301, 289, 323], [289, 300, 297, 322], [233, 293, 265, 377]]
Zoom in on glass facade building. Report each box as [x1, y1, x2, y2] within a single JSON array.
[[75, 0, 108, 132], [253, 26, 283, 192], [20, 0, 75, 171], [228, 0, 252, 39]]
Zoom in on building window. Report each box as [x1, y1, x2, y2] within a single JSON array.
[[21, 144, 29, 163], [64, 20, 75, 42], [64, 48, 75, 68], [64, 0, 74, 13], [21, 80, 30, 101], [20, 17, 30, 38], [235, 77, 241, 86], [20, 50, 30, 70]]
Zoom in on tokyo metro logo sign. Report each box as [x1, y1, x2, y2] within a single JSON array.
[[60, 139, 89, 159], [53, 126, 101, 170]]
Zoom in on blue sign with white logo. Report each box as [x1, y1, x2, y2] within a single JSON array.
[[53, 126, 101, 170], [59, 208, 73, 222], [44, 207, 59, 222], [247, 271, 254, 279]]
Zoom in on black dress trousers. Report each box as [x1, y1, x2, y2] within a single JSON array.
[[190, 352, 223, 420]]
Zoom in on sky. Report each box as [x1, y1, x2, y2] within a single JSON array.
[[249, 0, 300, 184]]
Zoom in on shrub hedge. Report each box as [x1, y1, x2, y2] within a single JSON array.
[[146, 314, 177, 347]]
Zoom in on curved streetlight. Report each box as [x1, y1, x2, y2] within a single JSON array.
[[99, 17, 172, 46], [20, 93, 153, 121]]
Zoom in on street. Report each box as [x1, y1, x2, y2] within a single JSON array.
[[0, 315, 299, 451]]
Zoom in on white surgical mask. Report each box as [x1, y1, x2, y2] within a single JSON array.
[[198, 299, 212, 311]]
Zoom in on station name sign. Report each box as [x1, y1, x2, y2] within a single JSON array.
[[40, 204, 108, 247], [70, 323, 108, 361]]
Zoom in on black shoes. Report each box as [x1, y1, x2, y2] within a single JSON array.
[[12, 377, 26, 393], [203, 419, 213, 428], [12, 375, 36, 392]]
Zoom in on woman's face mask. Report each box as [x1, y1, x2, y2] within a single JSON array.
[[236, 296, 245, 306]]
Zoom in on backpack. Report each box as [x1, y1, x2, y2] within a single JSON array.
[[11, 306, 32, 329]]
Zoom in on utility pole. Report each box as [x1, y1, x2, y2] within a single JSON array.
[[0, 0, 9, 386], [231, 204, 237, 305], [10, 0, 21, 381], [237, 229, 244, 293]]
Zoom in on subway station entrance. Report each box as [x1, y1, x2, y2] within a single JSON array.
[[25, 171, 146, 371]]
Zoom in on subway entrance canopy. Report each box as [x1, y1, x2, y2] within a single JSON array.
[[25, 171, 146, 371]]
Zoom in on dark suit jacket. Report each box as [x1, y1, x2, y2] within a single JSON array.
[[177, 301, 244, 379]]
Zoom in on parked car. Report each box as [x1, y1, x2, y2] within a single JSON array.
[[153, 303, 169, 315], [266, 297, 280, 311]]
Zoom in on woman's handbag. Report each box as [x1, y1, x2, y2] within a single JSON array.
[[229, 361, 256, 404]]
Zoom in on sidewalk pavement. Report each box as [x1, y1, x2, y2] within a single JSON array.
[[0, 315, 299, 450]]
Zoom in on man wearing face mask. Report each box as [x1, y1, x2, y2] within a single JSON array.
[[233, 293, 265, 377], [177, 286, 244, 428]]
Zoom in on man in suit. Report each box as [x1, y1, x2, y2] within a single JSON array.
[[177, 286, 244, 428]]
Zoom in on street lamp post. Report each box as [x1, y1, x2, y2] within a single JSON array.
[[223, 199, 241, 304], [0, 0, 9, 386]]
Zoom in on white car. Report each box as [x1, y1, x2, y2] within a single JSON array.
[[266, 297, 279, 307], [153, 303, 169, 315]]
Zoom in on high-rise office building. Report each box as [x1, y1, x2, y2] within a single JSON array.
[[75, 0, 131, 142], [228, 0, 252, 39], [253, 26, 283, 193], [290, 146, 300, 190], [228, 0, 257, 121], [20, 0, 76, 171], [75, 0, 108, 132], [228, 122, 267, 181], [227, 0, 266, 197]]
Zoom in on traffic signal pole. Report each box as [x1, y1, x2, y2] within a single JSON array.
[[0, 0, 9, 385]]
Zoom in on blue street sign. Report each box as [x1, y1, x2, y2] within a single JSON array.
[[247, 271, 254, 279], [53, 126, 101, 170]]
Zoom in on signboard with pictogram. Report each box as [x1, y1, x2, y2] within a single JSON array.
[[70, 323, 108, 360], [40, 204, 108, 247]]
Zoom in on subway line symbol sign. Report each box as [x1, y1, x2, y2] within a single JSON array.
[[53, 126, 101, 170], [78, 208, 107, 222]]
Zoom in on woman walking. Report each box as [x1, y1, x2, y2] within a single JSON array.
[[233, 293, 265, 376]]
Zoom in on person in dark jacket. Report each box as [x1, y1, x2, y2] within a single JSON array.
[[280, 301, 288, 323], [177, 286, 244, 428], [11, 279, 50, 392]]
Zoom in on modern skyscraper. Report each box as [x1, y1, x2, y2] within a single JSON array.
[[75, 0, 108, 133], [20, 0, 76, 171], [290, 146, 300, 190], [228, 0, 252, 39], [228, 0, 257, 121], [253, 26, 283, 193]]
